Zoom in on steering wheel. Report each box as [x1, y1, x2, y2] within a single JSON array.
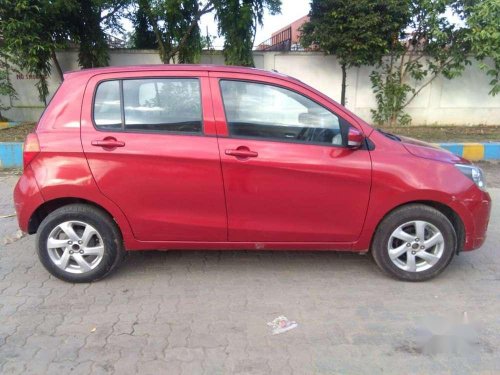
[[309, 128, 330, 143], [297, 127, 310, 141]]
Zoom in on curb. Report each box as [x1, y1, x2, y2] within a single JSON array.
[[0, 142, 23, 169], [1, 141, 499, 169], [437, 143, 500, 161], [0, 121, 22, 130]]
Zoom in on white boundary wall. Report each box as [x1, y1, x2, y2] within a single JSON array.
[[3, 49, 499, 125]]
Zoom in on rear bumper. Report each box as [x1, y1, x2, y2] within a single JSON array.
[[13, 166, 44, 233]]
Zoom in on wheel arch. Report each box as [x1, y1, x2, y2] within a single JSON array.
[[28, 197, 124, 239], [369, 200, 465, 254]]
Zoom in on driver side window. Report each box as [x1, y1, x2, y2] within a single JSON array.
[[220, 80, 347, 146]]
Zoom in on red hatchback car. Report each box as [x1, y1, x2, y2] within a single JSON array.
[[14, 65, 491, 283]]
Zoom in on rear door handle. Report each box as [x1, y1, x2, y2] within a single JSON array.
[[225, 149, 258, 158], [91, 138, 125, 148]]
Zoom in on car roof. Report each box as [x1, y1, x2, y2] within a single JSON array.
[[64, 64, 298, 82]]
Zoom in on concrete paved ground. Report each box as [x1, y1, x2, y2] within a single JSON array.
[[0, 170, 499, 374]]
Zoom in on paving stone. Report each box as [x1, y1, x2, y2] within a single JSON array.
[[1, 173, 500, 374]]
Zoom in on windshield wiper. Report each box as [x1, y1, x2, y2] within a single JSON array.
[[377, 128, 401, 142]]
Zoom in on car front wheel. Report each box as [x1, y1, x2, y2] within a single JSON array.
[[37, 204, 124, 283], [371, 204, 457, 281]]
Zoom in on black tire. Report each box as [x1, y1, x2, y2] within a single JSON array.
[[371, 204, 456, 281], [36, 204, 125, 283]]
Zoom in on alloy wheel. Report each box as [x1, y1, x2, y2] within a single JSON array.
[[387, 220, 445, 273], [46, 221, 105, 274]]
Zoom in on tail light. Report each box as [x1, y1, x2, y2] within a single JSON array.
[[23, 133, 40, 169]]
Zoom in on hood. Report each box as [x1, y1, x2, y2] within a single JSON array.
[[399, 135, 470, 164]]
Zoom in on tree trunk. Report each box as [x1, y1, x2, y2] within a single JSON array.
[[51, 48, 64, 82], [388, 114, 397, 127], [340, 63, 347, 106], [161, 51, 170, 64]]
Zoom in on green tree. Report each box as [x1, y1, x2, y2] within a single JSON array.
[[73, 0, 110, 68], [0, 0, 127, 103], [0, 0, 73, 104], [370, 0, 477, 127], [301, 0, 409, 105], [141, 0, 281, 66], [214, 0, 281, 67], [141, 0, 212, 64], [69, 0, 131, 68], [0, 49, 18, 120], [131, 0, 158, 49], [465, 0, 500, 96]]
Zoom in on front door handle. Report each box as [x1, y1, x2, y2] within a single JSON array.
[[225, 148, 258, 158], [91, 138, 125, 148]]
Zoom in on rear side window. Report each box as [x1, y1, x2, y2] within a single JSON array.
[[94, 81, 122, 130], [220, 80, 347, 146], [93, 78, 202, 134]]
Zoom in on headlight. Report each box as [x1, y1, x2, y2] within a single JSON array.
[[455, 164, 487, 191]]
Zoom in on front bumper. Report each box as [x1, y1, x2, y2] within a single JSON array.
[[460, 190, 491, 251]]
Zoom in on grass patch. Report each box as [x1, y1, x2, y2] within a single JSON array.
[[0, 123, 36, 142], [380, 125, 500, 143]]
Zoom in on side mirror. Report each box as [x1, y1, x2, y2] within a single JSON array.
[[347, 127, 364, 149]]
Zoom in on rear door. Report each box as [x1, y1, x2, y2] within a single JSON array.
[[210, 73, 372, 243], [81, 71, 227, 242]]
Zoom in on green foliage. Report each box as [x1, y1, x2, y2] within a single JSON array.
[[302, 0, 498, 125], [301, 0, 409, 68], [370, 63, 412, 126], [175, 0, 204, 63], [68, 0, 131, 68], [0, 0, 127, 103], [370, 0, 475, 126], [141, 0, 280, 66], [74, 0, 110, 68], [201, 32, 216, 51], [214, 0, 281, 67], [465, 0, 500, 95], [0, 50, 18, 119], [301, 0, 409, 105], [141, 0, 206, 63], [131, 0, 158, 49], [0, 0, 72, 104]]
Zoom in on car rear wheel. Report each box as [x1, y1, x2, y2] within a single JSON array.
[[371, 204, 456, 281], [37, 204, 124, 283]]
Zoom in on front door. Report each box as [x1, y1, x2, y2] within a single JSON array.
[[211, 75, 372, 243], [81, 71, 227, 242]]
